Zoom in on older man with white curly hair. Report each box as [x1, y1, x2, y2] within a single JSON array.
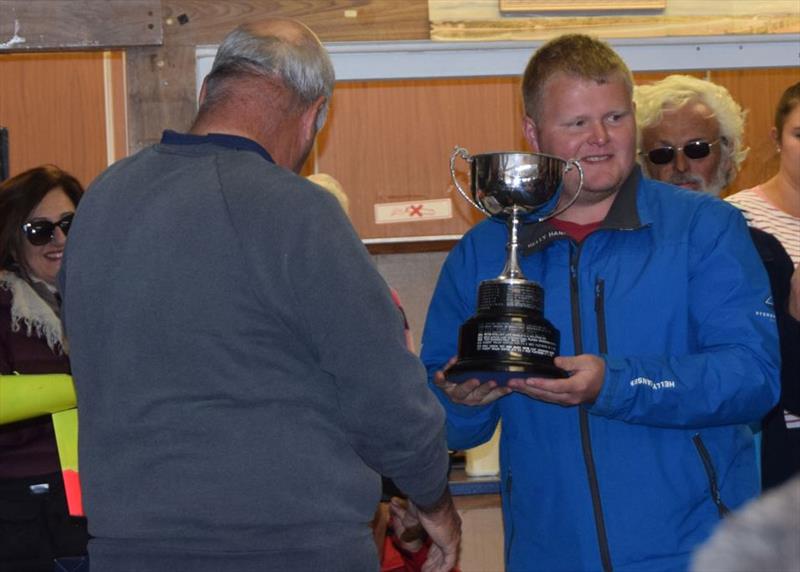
[[635, 74, 748, 196]]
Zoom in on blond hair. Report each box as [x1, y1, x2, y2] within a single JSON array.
[[522, 34, 633, 122], [307, 173, 349, 214]]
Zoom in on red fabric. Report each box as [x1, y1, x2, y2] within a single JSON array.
[[389, 287, 415, 352], [381, 535, 460, 572], [62, 469, 84, 517], [389, 287, 410, 331], [381, 536, 430, 572], [550, 218, 602, 243]]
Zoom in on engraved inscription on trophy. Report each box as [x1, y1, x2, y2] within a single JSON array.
[[476, 323, 556, 357], [446, 147, 583, 383]]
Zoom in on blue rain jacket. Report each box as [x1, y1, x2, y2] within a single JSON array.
[[421, 169, 780, 572]]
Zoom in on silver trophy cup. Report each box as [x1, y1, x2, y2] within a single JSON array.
[[447, 146, 584, 382]]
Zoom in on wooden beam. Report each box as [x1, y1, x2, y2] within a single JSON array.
[[0, 0, 163, 51], [430, 15, 800, 41], [499, 0, 666, 12], [162, 0, 430, 46], [125, 46, 197, 153]]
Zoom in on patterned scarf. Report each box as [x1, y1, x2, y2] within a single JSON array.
[[0, 269, 66, 354]]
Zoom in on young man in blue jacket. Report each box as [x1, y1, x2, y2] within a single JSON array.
[[421, 34, 780, 572]]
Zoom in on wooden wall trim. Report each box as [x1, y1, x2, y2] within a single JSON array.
[[0, 0, 163, 51], [196, 34, 800, 85]]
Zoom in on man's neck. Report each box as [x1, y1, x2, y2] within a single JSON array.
[[555, 191, 618, 225], [189, 121, 253, 141]]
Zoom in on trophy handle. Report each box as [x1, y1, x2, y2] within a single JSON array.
[[450, 146, 492, 217], [534, 158, 584, 223]]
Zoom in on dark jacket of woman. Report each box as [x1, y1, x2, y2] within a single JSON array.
[[0, 269, 87, 571]]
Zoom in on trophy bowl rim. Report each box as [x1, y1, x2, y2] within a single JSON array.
[[466, 150, 570, 165]]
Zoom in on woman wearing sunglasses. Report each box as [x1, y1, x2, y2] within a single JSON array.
[[0, 165, 88, 571]]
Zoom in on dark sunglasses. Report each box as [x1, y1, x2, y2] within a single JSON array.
[[21, 213, 75, 246], [641, 139, 719, 165]]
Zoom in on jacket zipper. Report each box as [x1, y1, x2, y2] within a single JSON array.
[[594, 279, 607, 354], [572, 247, 613, 572], [692, 434, 732, 518], [505, 471, 514, 568]]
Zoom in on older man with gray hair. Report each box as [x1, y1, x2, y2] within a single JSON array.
[[635, 74, 748, 196], [59, 18, 460, 572], [635, 75, 799, 492]]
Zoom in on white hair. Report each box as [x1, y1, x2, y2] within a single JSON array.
[[634, 75, 749, 186], [691, 476, 800, 572], [204, 22, 334, 129]]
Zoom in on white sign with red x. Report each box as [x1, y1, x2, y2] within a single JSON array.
[[374, 198, 453, 224]]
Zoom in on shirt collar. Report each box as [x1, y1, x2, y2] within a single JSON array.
[[519, 165, 646, 255], [160, 130, 274, 164]]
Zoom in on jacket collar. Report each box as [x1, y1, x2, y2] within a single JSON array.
[[519, 165, 648, 255]]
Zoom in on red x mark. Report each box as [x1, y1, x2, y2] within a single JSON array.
[[408, 204, 424, 217]]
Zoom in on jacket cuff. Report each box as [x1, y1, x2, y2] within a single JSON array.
[[585, 355, 621, 418]]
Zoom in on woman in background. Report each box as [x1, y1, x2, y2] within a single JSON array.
[[727, 82, 800, 489], [727, 81, 800, 267], [0, 165, 88, 571]]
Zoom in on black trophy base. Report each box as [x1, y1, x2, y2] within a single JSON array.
[[447, 278, 567, 385], [446, 357, 568, 385]]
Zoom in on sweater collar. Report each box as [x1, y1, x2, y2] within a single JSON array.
[[519, 165, 648, 255], [160, 130, 274, 164]]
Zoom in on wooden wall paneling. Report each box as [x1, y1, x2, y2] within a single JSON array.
[[315, 77, 528, 240], [711, 67, 800, 194], [633, 70, 705, 84], [0, 52, 120, 187], [0, 0, 162, 51]]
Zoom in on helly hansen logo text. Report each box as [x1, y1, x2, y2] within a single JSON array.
[[630, 377, 676, 390]]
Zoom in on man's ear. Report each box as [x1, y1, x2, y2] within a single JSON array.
[[198, 78, 209, 107], [523, 115, 542, 153], [720, 150, 735, 188], [302, 96, 327, 137]]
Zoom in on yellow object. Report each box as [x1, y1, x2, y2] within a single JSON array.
[[51, 407, 79, 470], [0, 373, 76, 425], [0, 374, 83, 515], [465, 422, 501, 477]]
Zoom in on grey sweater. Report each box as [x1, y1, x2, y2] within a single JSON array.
[[59, 140, 449, 571]]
